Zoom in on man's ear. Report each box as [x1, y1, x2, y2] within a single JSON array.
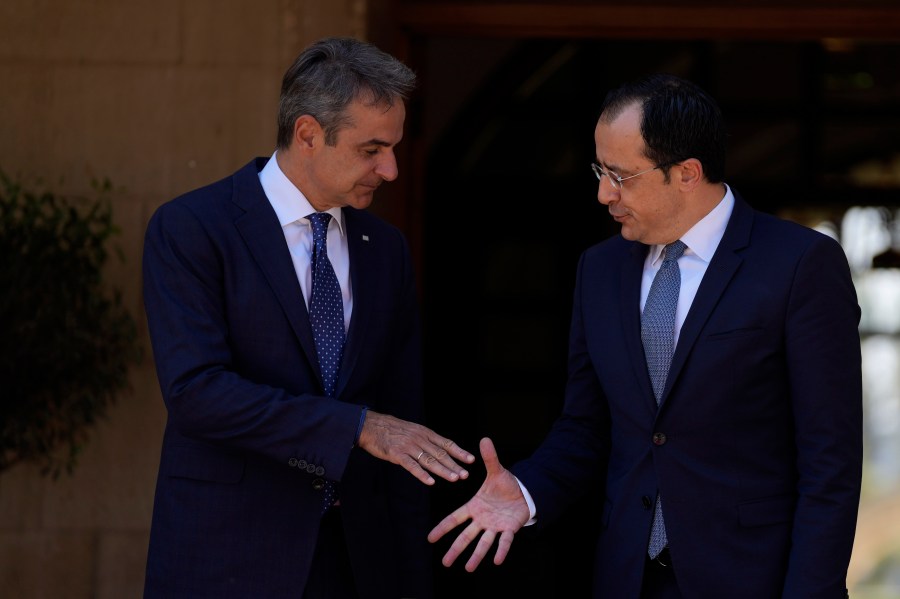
[[293, 115, 321, 150], [677, 158, 704, 191]]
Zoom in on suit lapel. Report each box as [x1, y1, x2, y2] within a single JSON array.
[[663, 194, 754, 403], [231, 159, 319, 373], [622, 241, 657, 408], [338, 209, 372, 395]]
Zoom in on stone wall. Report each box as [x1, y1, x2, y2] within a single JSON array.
[[0, 1, 367, 597]]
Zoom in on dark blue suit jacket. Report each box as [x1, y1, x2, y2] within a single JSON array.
[[512, 192, 862, 598], [142, 157, 430, 598]]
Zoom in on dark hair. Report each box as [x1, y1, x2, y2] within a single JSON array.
[[276, 37, 416, 148], [599, 73, 726, 183]]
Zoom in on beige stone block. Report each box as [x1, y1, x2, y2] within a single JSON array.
[[97, 530, 150, 599], [183, 0, 282, 67], [106, 191, 152, 324], [0, 62, 278, 201], [0, 65, 55, 182], [51, 65, 180, 198], [0, 531, 94, 599], [41, 365, 164, 530], [163, 64, 279, 197], [294, 0, 367, 43], [0, 463, 45, 530], [0, 63, 176, 197], [0, 0, 180, 64]]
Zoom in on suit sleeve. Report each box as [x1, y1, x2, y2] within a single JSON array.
[[782, 234, 862, 596], [142, 199, 360, 472]]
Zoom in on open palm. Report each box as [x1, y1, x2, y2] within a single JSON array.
[[427, 437, 531, 572]]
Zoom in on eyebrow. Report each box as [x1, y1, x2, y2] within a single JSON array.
[[597, 160, 623, 174], [359, 138, 393, 148]]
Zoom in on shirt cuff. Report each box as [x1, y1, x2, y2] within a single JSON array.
[[515, 476, 537, 526]]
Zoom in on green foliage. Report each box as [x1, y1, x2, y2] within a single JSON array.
[[0, 170, 142, 478]]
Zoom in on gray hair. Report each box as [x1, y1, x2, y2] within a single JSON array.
[[276, 37, 416, 148]]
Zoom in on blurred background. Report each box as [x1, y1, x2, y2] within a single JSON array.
[[1, 1, 899, 597]]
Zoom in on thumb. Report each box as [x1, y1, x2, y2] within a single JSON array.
[[480, 437, 502, 475]]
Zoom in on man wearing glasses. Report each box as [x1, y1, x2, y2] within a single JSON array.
[[429, 73, 862, 598]]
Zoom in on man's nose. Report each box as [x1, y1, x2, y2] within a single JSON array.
[[376, 152, 399, 181], [597, 176, 618, 205]]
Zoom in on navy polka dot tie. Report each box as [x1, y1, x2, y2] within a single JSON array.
[[307, 212, 345, 513], [641, 239, 686, 559]]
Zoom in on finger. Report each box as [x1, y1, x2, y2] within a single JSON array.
[[493, 530, 515, 566], [423, 437, 475, 475], [443, 521, 482, 568], [403, 453, 436, 486], [439, 543, 462, 568], [428, 508, 470, 543], [464, 529, 496, 572], [438, 438, 476, 464], [480, 437, 502, 475], [418, 434, 474, 464], [417, 451, 467, 482]]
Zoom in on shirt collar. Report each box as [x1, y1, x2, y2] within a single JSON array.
[[648, 184, 734, 266], [259, 151, 344, 236]]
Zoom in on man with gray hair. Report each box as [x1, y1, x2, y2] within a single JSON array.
[[142, 37, 474, 599]]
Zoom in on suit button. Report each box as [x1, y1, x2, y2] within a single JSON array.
[[297, 459, 308, 470], [315, 466, 325, 476], [642, 496, 652, 509], [652, 433, 667, 445], [288, 458, 298, 467], [312, 478, 325, 491], [306, 463, 316, 473]]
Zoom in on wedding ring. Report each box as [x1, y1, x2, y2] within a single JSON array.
[[416, 451, 425, 461]]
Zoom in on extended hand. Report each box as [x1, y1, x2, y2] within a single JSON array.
[[427, 437, 530, 572], [357, 410, 474, 485]]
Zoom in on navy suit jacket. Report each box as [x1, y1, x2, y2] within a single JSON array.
[[142, 157, 430, 598], [512, 192, 862, 598]]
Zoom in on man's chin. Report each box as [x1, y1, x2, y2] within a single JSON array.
[[618, 226, 636, 241], [347, 194, 375, 210]]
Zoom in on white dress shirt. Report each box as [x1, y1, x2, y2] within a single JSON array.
[[259, 151, 352, 332]]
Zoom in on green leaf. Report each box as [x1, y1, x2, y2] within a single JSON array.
[[0, 169, 143, 478]]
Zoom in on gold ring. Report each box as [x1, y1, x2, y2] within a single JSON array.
[[416, 451, 425, 461]]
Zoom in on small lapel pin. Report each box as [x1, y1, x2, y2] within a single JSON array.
[[362, 235, 369, 242]]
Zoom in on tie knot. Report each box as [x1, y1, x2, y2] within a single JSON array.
[[663, 240, 687, 263], [307, 212, 332, 242]]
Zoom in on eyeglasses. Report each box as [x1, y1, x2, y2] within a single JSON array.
[[590, 162, 673, 190]]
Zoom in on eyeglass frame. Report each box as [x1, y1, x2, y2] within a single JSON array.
[[590, 161, 678, 190]]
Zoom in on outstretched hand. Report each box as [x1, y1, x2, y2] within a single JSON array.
[[427, 437, 531, 572], [357, 410, 475, 485]]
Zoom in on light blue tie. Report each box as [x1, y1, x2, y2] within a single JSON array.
[[641, 239, 686, 559], [307, 212, 345, 513]]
